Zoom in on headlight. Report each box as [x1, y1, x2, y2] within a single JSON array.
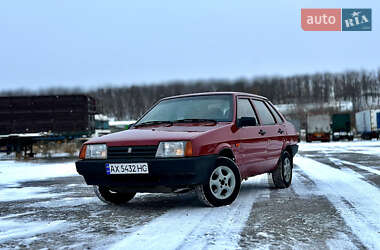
[[155, 141, 192, 158], [84, 144, 107, 159]]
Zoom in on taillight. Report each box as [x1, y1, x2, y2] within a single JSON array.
[[79, 145, 87, 159]]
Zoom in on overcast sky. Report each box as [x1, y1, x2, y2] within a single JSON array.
[[0, 0, 379, 91]]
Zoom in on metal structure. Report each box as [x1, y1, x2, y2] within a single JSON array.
[[0, 95, 97, 157]]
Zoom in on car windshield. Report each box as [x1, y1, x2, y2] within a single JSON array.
[[135, 94, 233, 126]]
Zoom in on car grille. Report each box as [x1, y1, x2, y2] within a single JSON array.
[[107, 145, 158, 159]]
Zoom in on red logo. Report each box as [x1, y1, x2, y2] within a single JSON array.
[[301, 9, 341, 31]]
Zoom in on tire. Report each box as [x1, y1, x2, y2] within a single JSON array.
[[196, 157, 241, 207], [94, 186, 136, 205], [272, 151, 293, 188]]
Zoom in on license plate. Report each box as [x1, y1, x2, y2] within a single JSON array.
[[105, 163, 149, 175]]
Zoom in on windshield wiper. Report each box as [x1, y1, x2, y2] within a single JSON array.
[[134, 120, 173, 128], [173, 119, 218, 124]]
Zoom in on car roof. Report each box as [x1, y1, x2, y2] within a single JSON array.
[[161, 92, 268, 101]]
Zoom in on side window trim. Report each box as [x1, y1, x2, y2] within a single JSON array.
[[267, 101, 284, 124], [248, 98, 261, 125], [264, 101, 280, 124]]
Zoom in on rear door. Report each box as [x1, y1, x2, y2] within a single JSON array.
[[234, 98, 267, 177], [251, 99, 284, 172]]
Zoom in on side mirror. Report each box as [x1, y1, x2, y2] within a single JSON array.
[[237, 117, 257, 128]]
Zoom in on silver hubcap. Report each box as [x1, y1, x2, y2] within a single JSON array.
[[209, 166, 236, 199], [283, 157, 292, 182]]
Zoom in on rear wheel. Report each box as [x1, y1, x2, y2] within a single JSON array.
[[196, 157, 241, 207], [94, 186, 136, 205], [272, 151, 293, 188]]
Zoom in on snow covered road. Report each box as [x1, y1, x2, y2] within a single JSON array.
[[0, 141, 379, 249]]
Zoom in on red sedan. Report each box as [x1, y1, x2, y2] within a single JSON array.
[[76, 92, 298, 207]]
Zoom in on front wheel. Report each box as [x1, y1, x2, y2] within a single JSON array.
[[196, 157, 241, 207], [94, 186, 136, 205], [272, 151, 293, 188]]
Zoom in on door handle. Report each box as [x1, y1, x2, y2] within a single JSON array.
[[259, 129, 266, 136], [278, 128, 284, 134]]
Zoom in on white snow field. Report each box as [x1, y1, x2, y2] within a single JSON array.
[[0, 140, 379, 249]]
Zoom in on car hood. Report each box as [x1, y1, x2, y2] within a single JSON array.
[[86, 123, 231, 146]]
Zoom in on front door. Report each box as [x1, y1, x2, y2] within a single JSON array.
[[234, 98, 267, 178]]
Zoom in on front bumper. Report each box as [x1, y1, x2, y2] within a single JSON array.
[[76, 155, 217, 190]]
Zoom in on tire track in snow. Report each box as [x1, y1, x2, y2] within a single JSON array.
[[108, 175, 271, 250], [294, 155, 380, 249], [328, 157, 380, 176]]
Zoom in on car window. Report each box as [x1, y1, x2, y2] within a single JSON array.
[[267, 102, 284, 124], [237, 99, 258, 122], [252, 100, 276, 125], [136, 94, 233, 124]]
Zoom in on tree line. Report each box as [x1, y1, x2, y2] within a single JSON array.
[[1, 69, 380, 120]]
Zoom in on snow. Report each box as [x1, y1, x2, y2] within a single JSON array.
[[0, 133, 44, 138], [293, 155, 380, 249], [275, 101, 353, 115], [328, 157, 380, 176], [0, 161, 76, 245], [0, 152, 77, 160], [256, 232, 273, 239], [0, 160, 77, 202], [0, 212, 35, 220], [29, 197, 99, 208], [109, 120, 136, 127], [0, 141, 379, 248], [109, 174, 270, 250], [298, 140, 380, 156], [0, 186, 62, 202], [0, 160, 77, 188], [0, 219, 69, 244], [95, 114, 110, 121], [325, 233, 358, 250]]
